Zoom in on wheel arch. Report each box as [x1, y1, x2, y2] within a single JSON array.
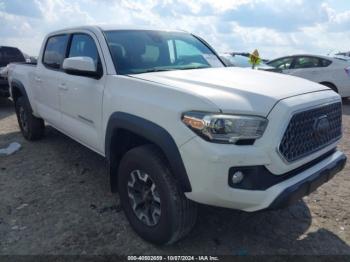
[[10, 79, 30, 105], [319, 81, 338, 93], [105, 112, 192, 193]]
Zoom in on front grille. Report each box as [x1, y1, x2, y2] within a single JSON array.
[[279, 102, 342, 162]]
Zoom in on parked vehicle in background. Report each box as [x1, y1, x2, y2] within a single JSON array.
[[220, 53, 281, 73], [0, 66, 9, 79], [334, 55, 350, 62], [0, 46, 26, 97], [7, 26, 346, 244], [29, 56, 38, 64], [229, 52, 269, 63], [23, 53, 38, 64], [336, 51, 350, 57], [267, 55, 350, 97]]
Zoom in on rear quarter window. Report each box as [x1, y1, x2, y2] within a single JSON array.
[[320, 59, 332, 67]]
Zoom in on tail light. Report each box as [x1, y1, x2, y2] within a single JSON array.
[[345, 66, 350, 77]]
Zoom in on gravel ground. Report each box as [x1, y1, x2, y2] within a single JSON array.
[[0, 97, 349, 255]]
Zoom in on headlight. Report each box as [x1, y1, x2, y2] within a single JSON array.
[[182, 111, 268, 144]]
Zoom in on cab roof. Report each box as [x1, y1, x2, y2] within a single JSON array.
[[48, 25, 187, 36]]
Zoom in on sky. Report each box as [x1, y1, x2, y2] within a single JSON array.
[[0, 0, 349, 59]]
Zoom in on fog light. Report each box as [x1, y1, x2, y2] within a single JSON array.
[[231, 171, 244, 184]]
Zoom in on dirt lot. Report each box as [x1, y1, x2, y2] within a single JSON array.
[[0, 97, 349, 255]]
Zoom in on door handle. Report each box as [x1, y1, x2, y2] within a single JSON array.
[[59, 83, 68, 91]]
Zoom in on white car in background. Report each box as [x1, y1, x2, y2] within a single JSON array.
[[336, 51, 350, 58], [220, 53, 282, 73], [267, 55, 350, 97]]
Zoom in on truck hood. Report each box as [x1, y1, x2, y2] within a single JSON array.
[[130, 67, 329, 116]]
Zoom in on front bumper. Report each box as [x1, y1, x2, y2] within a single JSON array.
[[180, 91, 345, 211], [181, 136, 346, 212], [268, 152, 346, 209]]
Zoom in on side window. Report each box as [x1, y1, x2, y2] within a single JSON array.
[[175, 40, 201, 59], [321, 59, 332, 67], [268, 57, 293, 70], [168, 40, 175, 63], [173, 40, 221, 67], [294, 57, 321, 69], [141, 45, 160, 63], [43, 35, 69, 69], [68, 34, 100, 68]]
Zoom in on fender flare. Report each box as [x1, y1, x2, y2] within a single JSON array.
[[105, 112, 192, 192], [10, 79, 30, 106]]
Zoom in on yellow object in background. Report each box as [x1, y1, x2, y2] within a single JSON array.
[[249, 49, 261, 69]]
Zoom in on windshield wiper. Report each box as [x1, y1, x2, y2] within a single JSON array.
[[179, 66, 210, 70], [133, 66, 209, 74], [142, 68, 174, 73]]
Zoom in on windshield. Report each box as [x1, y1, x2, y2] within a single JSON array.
[[0, 47, 25, 67], [104, 30, 224, 75]]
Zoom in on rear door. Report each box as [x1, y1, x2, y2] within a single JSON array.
[[58, 32, 106, 153], [288, 56, 327, 81], [34, 34, 69, 127]]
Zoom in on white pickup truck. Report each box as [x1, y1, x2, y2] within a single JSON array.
[[8, 25, 346, 245]]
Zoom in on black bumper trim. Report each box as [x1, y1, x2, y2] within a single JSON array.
[[228, 149, 337, 190], [268, 152, 346, 210]]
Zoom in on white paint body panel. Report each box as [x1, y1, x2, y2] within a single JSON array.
[[181, 90, 341, 211], [133, 67, 330, 115], [7, 26, 344, 211]]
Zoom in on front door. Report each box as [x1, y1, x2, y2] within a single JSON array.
[[58, 32, 106, 153]]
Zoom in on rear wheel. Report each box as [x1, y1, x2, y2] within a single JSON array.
[[118, 144, 197, 245], [15, 97, 45, 140]]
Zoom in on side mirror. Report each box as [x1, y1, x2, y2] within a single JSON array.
[[62, 56, 99, 78]]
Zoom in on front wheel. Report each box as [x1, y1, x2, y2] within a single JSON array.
[[118, 145, 197, 245]]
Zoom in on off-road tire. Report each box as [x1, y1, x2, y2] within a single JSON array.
[[118, 144, 197, 245]]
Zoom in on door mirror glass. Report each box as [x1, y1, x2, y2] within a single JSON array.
[[62, 56, 98, 77]]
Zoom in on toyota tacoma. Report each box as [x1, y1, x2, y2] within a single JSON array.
[[7, 26, 346, 244]]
